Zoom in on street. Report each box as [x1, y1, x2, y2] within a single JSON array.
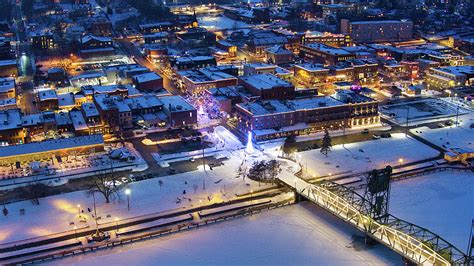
[[116, 38, 180, 95]]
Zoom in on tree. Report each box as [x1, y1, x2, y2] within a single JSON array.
[[282, 136, 297, 156], [26, 183, 46, 205], [86, 169, 128, 203], [320, 129, 332, 157]]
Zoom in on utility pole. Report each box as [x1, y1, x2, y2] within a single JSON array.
[[342, 111, 346, 148], [455, 105, 460, 127], [468, 219, 474, 263], [405, 106, 409, 137], [92, 191, 99, 236]]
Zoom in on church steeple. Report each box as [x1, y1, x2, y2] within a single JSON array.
[[192, 9, 199, 28]]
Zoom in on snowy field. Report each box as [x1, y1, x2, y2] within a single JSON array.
[[297, 133, 440, 178], [198, 15, 251, 31], [43, 202, 401, 266], [0, 150, 275, 244], [380, 98, 468, 125], [390, 171, 474, 250], [411, 113, 474, 151]]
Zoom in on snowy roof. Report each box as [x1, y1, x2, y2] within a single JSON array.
[[0, 60, 16, 67], [82, 102, 100, 117], [238, 96, 345, 116], [265, 45, 292, 55], [289, 97, 344, 111], [81, 35, 112, 44], [303, 43, 353, 56], [433, 66, 474, 76], [0, 77, 15, 93], [0, 97, 16, 108], [160, 96, 195, 112], [237, 100, 293, 116], [0, 135, 104, 158], [133, 72, 162, 83], [245, 63, 276, 70], [294, 63, 328, 72], [38, 89, 58, 101], [124, 95, 163, 110], [239, 74, 292, 90], [181, 69, 236, 84], [22, 113, 43, 127], [58, 93, 75, 107], [71, 72, 105, 80], [350, 20, 412, 25], [143, 32, 169, 39], [0, 108, 22, 131], [70, 110, 88, 131], [139, 22, 173, 29], [94, 94, 131, 112], [83, 84, 132, 95], [55, 112, 72, 126]]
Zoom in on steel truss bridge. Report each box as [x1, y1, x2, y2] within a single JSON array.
[[278, 173, 471, 265]]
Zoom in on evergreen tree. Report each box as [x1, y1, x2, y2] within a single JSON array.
[[320, 129, 332, 157]]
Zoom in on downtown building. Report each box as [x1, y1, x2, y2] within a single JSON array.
[[341, 20, 413, 43], [236, 90, 379, 142]]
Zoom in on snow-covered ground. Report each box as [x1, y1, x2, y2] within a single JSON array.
[[390, 171, 474, 250], [411, 113, 474, 151], [43, 202, 400, 265], [198, 15, 251, 31], [297, 133, 440, 178], [0, 147, 281, 244]]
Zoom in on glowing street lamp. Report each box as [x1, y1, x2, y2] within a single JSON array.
[[77, 204, 81, 218], [398, 158, 404, 166], [125, 189, 131, 210]]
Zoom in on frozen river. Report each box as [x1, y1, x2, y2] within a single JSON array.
[[390, 170, 474, 250], [44, 202, 400, 265]]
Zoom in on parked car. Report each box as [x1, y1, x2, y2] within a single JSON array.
[[380, 133, 392, 138], [361, 129, 369, 134], [372, 134, 381, 139]]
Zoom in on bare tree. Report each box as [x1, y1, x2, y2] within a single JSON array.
[[86, 170, 128, 203], [26, 183, 46, 205]]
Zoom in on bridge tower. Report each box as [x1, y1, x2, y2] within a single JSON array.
[[363, 166, 393, 224]]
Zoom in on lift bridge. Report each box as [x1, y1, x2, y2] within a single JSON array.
[[278, 166, 471, 265]]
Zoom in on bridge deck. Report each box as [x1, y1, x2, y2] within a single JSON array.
[[278, 169, 452, 266]]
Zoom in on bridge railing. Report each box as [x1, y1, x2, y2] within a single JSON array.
[[301, 184, 450, 265]]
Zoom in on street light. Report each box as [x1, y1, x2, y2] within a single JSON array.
[[398, 158, 404, 166], [77, 204, 81, 218], [125, 189, 131, 211]]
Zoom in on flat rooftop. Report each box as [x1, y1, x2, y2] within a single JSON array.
[[239, 74, 292, 90], [0, 135, 104, 158], [303, 43, 353, 56]]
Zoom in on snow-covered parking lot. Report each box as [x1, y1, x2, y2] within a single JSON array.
[[411, 114, 474, 151], [298, 133, 440, 178]]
